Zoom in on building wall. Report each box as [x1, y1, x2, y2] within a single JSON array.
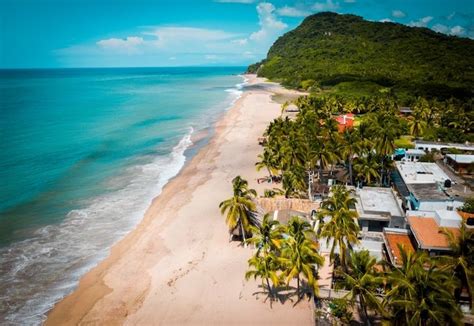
[[418, 200, 463, 211]]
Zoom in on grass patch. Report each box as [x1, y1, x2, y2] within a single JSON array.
[[394, 135, 415, 149]]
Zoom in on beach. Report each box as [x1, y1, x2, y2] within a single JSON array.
[[45, 75, 313, 325]]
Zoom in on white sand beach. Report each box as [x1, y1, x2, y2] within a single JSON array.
[[46, 75, 313, 325]]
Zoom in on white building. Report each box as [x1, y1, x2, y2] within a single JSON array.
[[414, 140, 474, 153], [354, 187, 405, 232], [403, 149, 425, 162], [394, 162, 464, 211]]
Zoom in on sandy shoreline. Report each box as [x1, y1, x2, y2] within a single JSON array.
[[46, 74, 312, 325]]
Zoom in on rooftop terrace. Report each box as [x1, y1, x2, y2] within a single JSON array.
[[396, 161, 451, 185], [354, 187, 404, 220]]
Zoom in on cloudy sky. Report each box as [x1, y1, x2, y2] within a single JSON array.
[[0, 0, 473, 68]]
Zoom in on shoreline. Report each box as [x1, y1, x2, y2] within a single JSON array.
[[46, 74, 312, 325]]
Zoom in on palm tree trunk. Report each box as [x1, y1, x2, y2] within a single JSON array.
[[240, 222, 247, 248], [297, 275, 300, 295], [348, 158, 353, 185], [266, 277, 273, 298], [360, 295, 371, 326]]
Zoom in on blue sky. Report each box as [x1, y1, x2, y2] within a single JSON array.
[[0, 0, 473, 68]]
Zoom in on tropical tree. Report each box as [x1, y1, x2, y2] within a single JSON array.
[[338, 250, 385, 325], [246, 252, 281, 299], [353, 154, 380, 186], [219, 176, 258, 245], [247, 214, 284, 257], [339, 129, 368, 185], [255, 148, 279, 179], [318, 185, 360, 271], [441, 221, 474, 309], [407, 116, 427, 138], [384, 247, 462, 325], [280, 216, 324, 297]]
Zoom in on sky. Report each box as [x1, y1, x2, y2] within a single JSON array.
[[0, 0, 473, 68]]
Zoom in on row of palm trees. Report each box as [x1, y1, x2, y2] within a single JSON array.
[[246, 215, 324, 299], [306, 94, 473, 141], [219, 181, 473, 324], [258, 95, 403, 197]]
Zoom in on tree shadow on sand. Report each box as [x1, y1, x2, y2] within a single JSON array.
[[252, 283, 313, 308]]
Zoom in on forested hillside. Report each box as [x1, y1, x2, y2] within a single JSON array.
[[248, 12, 474, 102]]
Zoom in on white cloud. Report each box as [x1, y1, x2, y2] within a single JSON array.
[[276, 5, 311, 17], [449, 25, 465, 36], [432, 23, 449, 33], [312, 0, 339, 12], [249, 2, 287, 42], [214, 0, 254, 3], [232, 38, 248, 45], [96, 37, 144, 54], [391, 10, 406, 18], [431, 23, 465, 36], [447, 12, 456, 20], [409, 16, 433, 27], [380, 18, 393, 23], [344, 0, 356, 3], [58, 1, 293, 66]]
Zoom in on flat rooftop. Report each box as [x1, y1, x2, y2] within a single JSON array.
[[383, 229, 415, 266], [407, 183, 449, 201], [415, 140, 474, 151], [396, 161, 451, 184], [408, 216, 459, 250], [355, 187, 404, 219], [446, 154, 474, 164]]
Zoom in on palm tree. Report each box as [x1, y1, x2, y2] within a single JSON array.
[[441, 221, 474, 309], [353, 155, 380, 186], [246, 252, 281, 299], [255, 148, 279, 179], [407, 116, 427, 138], [219, 176, 258, 245], [280, 216, 324, 296], [385, 247, 462, 325], [339, 250, 384, 325], [318, 185, 360, 271], [247, 214, 284, 257], [339, 129, 368, 185]]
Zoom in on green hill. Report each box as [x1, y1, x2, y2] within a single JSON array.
[[248, 12, 474, 101]]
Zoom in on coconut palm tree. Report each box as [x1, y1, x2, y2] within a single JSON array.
[[384, 247, 462, 325], [280, 216, 324, 297], [246, 252, 281, 299], [219, 176, 258, 245], [247, 214, 284, 257], [318, 185, 360, 271], [407, 116, 427, 138], [339, 129, 368, 185], [255, 148, 279, 179], [441, 221, 474, 309], [338, 250, 385, 325], [353, 155, 380, 186]]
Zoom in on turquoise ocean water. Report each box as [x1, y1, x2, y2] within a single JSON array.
[[0, 67, 245, 324]]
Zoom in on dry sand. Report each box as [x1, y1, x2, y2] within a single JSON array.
[[46, 75, 313, 326]]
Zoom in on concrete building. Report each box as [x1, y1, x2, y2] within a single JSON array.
[[393, 161, 464, 211], [403, 149, 425, 162], [383, 228, 415, 267], [354, 187, 405, 232], [414, 140, 474, 153], [445, 154, 474, 175], [407, 210, 461, 255]]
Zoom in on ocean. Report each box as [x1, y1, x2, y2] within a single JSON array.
[[0, 67, 245, 324]]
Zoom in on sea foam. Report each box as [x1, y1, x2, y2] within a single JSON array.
[[0, 130, 193, 325]]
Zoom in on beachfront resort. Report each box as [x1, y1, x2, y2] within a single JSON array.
[[220, 93, 474, 325]]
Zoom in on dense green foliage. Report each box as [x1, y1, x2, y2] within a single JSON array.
[[249, 12, 474, 102]]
